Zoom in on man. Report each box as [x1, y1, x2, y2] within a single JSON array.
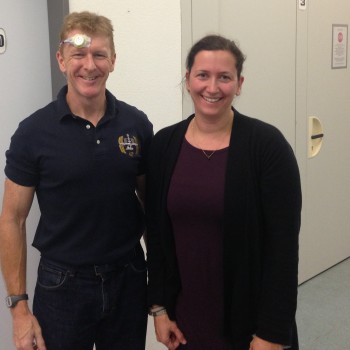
[[0, 11, 153, 350]]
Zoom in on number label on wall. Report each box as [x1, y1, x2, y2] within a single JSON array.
[[298, 0, 307, 10]]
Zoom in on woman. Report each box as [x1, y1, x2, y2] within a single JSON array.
[[146, 35, 301, 350]]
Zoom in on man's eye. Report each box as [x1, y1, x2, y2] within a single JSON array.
[[95, 54, 107, 59]]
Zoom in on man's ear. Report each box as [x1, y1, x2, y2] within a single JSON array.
[[110, 53, 117, 72], [56, 51, 66, 73]]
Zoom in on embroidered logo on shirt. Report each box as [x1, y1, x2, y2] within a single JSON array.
[[118, 134, 140, 157]]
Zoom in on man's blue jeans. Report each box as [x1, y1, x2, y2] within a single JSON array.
[[33, 244, 147, 350]]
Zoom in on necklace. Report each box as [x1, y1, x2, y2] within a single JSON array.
[[201, 149, 216, 160], [190, 114, 233, 160]]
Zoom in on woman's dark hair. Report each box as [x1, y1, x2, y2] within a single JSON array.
[[186, 35, 246, 78]]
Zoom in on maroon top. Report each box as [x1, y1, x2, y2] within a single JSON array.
[[167, 138, 230, 350]]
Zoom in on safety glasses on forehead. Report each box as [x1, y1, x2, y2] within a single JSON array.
[[60, 34, 91, 48]]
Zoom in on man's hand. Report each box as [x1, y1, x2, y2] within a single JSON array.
[[12, 308, 46, 350], [154, 314, 187, 350], [249, 335, 283, 350]]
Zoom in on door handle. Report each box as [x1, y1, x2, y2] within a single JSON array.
[[308, 116, 324, 158], [0, 28, 6, 54], [311, 133, 324, 140]]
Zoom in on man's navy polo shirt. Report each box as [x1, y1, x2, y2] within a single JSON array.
[[5, 86, 153, 266]]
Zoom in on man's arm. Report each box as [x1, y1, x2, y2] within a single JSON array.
[[136, 174, 146, 208], [136, 174, 147, 246], [0, 178, 46, 350], [0, 178, 34, 296]]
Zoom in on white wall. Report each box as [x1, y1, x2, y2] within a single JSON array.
[[0, 1, 52, 349], [69, 0, 183, 133]]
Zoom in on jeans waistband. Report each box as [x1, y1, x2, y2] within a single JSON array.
[[40, 243, 143, 277]]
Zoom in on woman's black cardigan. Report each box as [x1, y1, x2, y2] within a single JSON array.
[[146, 110, 302, 349]]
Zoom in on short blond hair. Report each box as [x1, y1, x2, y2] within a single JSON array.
[[59, 11, 115, 54]]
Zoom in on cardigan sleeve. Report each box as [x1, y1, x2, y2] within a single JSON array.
[[146, 131, 168, 307], [145, 123, 184, 315], [254, 123, 302, 345]]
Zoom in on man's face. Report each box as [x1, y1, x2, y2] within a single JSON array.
[[56, 31, 116, 101]]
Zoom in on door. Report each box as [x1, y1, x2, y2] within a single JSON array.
[[298, 0, 350, 281]]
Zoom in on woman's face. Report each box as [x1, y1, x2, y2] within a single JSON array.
[[186, 50, 244, 120]]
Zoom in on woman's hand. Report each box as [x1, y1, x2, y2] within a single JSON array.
[[249, 335, 283, 350], [153, 314, 187, 350]]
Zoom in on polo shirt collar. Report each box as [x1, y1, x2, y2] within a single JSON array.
[[56, 85, 118, 122]]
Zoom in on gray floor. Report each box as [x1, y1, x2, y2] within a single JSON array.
[[296, 257, 350, 349]]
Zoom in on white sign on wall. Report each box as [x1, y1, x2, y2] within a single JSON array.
[[332, 24, 348, 69]]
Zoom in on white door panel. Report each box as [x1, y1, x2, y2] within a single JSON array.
[[300, 0, 350, 281]]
